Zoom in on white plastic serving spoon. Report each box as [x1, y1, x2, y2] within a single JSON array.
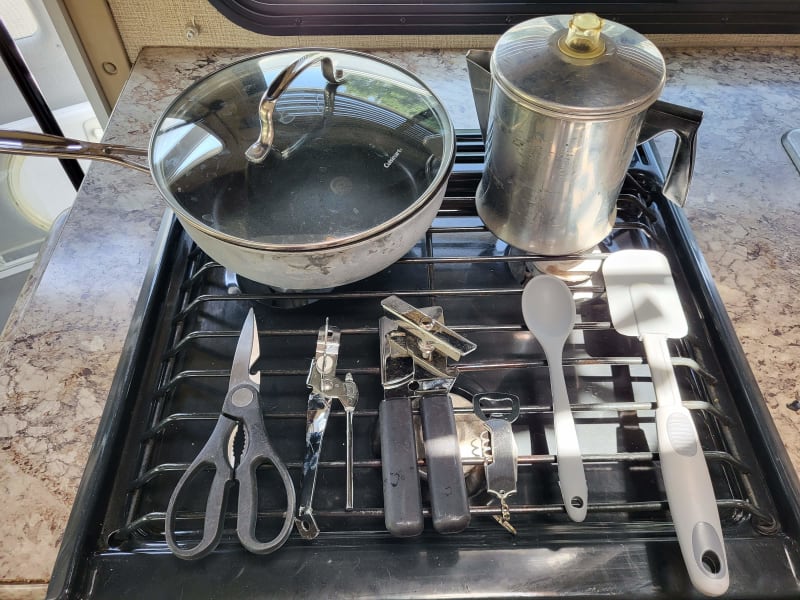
[[522, 275, 588, 522], [603, 249, 728, 597]]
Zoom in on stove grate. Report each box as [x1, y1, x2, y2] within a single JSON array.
[[106, 155, 779, 551]]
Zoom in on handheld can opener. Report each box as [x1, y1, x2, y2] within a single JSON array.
[[296, 320, 358, 540], [379, 296, 477, 536]]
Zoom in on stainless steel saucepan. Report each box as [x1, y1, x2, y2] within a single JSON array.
[[0, 48, 455, 290]]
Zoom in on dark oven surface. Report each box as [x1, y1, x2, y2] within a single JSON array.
[[49, 134, 800, 599]]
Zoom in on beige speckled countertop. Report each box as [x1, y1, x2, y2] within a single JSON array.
[[1, 46, 799, 596]]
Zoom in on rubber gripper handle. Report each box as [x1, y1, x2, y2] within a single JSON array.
[[379, 398, 424, 537], [644, 334, 729, 597], [421, 394, 470, 534]]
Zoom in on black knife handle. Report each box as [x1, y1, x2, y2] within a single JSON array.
[[379, 397, 424, 537], [421, 394, 471, 534]]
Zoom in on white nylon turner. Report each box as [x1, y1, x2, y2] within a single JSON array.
[[603, 249, 728, 597]]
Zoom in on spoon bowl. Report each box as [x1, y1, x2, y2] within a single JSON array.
[[521, 275, 577, 342]]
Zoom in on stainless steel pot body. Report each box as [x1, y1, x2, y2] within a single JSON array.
[[477, 83, 645, 255]]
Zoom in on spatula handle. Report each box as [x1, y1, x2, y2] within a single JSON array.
[[644, 334, 729, 596]]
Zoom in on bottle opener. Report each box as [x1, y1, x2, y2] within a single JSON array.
[[474, 393, 520, 534]]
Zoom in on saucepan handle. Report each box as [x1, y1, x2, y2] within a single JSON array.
[[0, 130, 150, 173], [638, 100, 703, 207], [245, 52, 345, 164]]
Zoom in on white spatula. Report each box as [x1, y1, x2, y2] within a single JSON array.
[[603, 249, 729, 597]]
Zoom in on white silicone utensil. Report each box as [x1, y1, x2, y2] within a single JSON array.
[[522, 275, 588, 522], [603, 249, 729, 597]]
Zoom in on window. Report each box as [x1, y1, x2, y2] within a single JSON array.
[[208, 0, 800, 36]]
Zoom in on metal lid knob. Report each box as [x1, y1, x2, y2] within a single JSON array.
[[558, 13, 605, 59]]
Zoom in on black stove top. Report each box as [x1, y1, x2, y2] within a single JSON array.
[[48, 134, 800, 599]]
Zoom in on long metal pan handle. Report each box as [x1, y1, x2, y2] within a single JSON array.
[[0, 130, 149, 173], [245, 52, 344, 164], [638, 100, 703, 207], [465, 49, 492, 143]]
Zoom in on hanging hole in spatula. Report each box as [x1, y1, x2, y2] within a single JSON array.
[[701, 550, 722, 575], [570, 496, 584, 510]]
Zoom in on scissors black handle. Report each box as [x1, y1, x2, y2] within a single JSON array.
[[165, 382, 296, 559], [165, 415, 237, 560], [234, 390, 297, 554]]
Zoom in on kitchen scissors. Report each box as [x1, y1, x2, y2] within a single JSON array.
[[165, 308, 296, 560]]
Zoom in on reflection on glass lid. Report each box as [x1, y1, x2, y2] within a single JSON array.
[[150, 49, 455, 250]]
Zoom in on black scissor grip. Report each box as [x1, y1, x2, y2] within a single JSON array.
[[165, 415, 236, 560], [236, 401, 297, 554]]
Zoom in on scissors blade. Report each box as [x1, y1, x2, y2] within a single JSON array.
[[230, 308, 260, 390]]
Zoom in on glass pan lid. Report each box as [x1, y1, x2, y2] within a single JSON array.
[[150, 49, 455, 250]]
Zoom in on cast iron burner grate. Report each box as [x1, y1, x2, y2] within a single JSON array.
[[49, 133, 800, 599]]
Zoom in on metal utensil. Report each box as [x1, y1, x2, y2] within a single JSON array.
[[379, 296, 477, 535], [164, 309, 296, 559], [339, 378, 359, 512], [474, 393, 520, 534], [603, 249, 728, 597], [521, 275, 588, 522], [296, 320, 358, 539]]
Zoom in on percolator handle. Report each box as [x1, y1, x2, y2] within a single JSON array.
[[638, 100, 703, 207]]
